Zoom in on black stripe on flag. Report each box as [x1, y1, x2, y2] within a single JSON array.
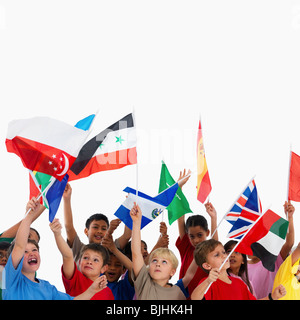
[[250, 242, 277, 272], [70, 113, 134, 175]]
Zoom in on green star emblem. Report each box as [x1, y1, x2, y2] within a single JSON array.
[[115, 136, 125, 144]]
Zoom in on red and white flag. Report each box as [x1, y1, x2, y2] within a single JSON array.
[[6, 116, 89, 181]]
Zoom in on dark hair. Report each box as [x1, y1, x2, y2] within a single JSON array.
[[224, 240, 253, 294], [30, 227, 40, 242], [0, 241, 11, 251], [186, 215, 208, 232], [79, 243, 110, 266], [85, 213, 109, 229]]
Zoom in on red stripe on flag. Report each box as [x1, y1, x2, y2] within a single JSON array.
[[197, 171, 212, 203], [240, 210, 260, 222], [237, 196, 247, 207], [68, 147, 137, 181], [6, 136, 75, 181]]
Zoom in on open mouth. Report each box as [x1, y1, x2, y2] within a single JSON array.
[[28, 258, 38, 265]]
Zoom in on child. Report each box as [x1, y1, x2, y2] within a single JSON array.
[[3, 198, 107, 300], [63, 183, 131, 263], [50, 218, 114, 300], [130, 203, 198, 300], [0, 242, 10, 300], [272, 242, 300, 300], [224, 240, 254, 295], [247, 201, 295, 299], [176, 169, 218, 297], [102, 232, 135, 300], [191, 239, 286, 300]]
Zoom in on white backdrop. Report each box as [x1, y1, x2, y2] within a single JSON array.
[[1, 1, 300, 291]]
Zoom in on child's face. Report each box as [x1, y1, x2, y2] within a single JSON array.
[[188, 225, 209, 247], [79, 249, 107, 281], [22, 242, 40, 274], [84, 220, 108, 244], [226, 245, 244, 270], [105, 255, 124, 282], [203, 244, 229, 271], [141, 241, 148, 260], [148, 256, 176, 283], [0, 249, 8, 267]]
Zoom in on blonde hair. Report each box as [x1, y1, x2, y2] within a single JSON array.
[[148, 247, 178, 270]]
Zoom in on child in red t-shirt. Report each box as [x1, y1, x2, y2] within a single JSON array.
[[50, 219, 114, 300], [175, 170, 219, 298], [191, 239, 287, 300]]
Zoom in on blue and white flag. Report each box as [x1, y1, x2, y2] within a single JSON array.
[[114, 183, 179, 229]]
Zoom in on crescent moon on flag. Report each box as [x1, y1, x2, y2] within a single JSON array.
[[57, 153, 69, 176]]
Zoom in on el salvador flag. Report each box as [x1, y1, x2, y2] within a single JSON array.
[[114, 183, 179, 229]]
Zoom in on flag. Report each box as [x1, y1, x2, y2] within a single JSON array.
[[28, 114, 95, 220], [6, 116, 89, 181], [114, 183, 179, 230], [158, 161, 192, 224], [68, 113, 137, 181], [197, 119, 212, 203], [227, 182, 262, 239], [235, 209, 289, 271], [288, 151, 300, 201], [29, 170, 69, 222], [225, 179, 258, 225]]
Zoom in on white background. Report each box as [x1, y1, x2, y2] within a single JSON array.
[[1, 0, 300, 292]]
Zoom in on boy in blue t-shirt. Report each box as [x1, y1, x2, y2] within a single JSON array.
[[3, 198, 108, 300]]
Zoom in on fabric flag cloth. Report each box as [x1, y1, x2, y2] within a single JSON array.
[[227, 181, 262, 240], [6, 116, 89, 181], [68, 113, 137, 181], [29, 171, 69, 222], [28, 114, 95, 221], [158, 161, 192, 225], [225, 179, 258, 226], [235, 209, 289, 271], [288, 151, 300, 202], [114, 183, 179, 230], [197, 119, 212, 203]]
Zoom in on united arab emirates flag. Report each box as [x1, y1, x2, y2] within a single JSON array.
[[158, 161, 192, 224], [235, 209, 289, 271]]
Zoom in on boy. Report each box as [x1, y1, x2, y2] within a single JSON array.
[[3, 198, 107, 300], [101, 221, 135, 300], [50, 218, 114, 300], [130, 203, 198, 300], [191, 239, 286, 300], [63, 183, 131, 263]]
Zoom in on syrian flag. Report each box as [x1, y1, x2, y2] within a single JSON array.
[[235, 209, 289, 271], [6, 117, 89, 181], [114, 183, 179, 230], [68, 113, 137, 181]]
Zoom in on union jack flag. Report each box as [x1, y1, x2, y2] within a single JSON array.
[[225, 179, 257, 225], [227, 180, 262, 239]]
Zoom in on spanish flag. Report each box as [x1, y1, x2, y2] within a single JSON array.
[[197, 119, 212, 203]]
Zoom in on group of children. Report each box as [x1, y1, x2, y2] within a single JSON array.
[[0, 170, 299, 300]]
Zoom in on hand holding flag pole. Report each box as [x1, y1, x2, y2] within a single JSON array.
[[203, 206, 270, 296]]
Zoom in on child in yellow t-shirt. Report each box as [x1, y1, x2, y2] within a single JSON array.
[[273, 242, 300, 300]]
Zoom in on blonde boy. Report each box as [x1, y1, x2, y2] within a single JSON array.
[[130, 203, 197, 300]]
